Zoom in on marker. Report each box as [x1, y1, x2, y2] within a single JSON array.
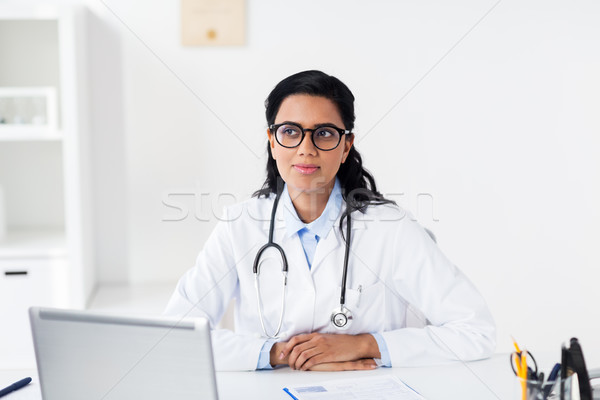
[[0, 377, 32, 398]]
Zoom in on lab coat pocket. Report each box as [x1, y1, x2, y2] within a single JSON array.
[[343, 281, 385, 332]]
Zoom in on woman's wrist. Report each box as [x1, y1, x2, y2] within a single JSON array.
[[270, 341, 286, 366], [358, 333, 381, 359]]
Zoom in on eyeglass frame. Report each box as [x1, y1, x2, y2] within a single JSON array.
[[269, 122, 352, 151]]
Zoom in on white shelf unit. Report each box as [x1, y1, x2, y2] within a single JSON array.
[[0, 5, 94, 368]]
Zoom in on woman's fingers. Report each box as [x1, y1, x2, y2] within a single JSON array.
[[279, 333, 317, 360], [299, 353, 328, 371], [283, 333, 358, 368], [288, 339, 320, 369], [293, 347, 323, 370], [303, 356, 369, 371], [280, 333, 380, 369], [307, 359, 377, 371]]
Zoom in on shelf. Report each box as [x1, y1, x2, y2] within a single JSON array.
[[0, 5, 93, 368], [0, 5, 60, 20], [0, 228, 66, 259], [0, 126, 62, 141]]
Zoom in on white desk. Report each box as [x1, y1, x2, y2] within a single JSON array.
[[0, 354, 521, 399], [218, 355, 517, 399]]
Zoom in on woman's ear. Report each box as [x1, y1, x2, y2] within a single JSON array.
[[267, 129, 277, 159], [341, 134, 355, 163]]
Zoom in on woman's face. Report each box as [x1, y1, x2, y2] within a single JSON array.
[[267, 94, 354, 196]]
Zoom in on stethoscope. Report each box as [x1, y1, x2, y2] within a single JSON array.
[[253, 189, 353, 339]]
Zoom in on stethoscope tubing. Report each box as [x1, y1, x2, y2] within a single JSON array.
[[253, 189, 288, 274], [339, 212, 351, 307], [253, 188, 288, 338], [254, 271, 286, 339], [253, 188, 353, 338]]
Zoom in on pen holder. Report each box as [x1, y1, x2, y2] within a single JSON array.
[[515, 375, 574, 400]]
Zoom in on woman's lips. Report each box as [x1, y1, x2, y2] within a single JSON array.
[[293, 164, 319, 174]]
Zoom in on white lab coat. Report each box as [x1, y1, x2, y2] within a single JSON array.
[[164, 195, 496, 371]]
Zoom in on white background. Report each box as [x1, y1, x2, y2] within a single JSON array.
[[7, 0, 600, 355]]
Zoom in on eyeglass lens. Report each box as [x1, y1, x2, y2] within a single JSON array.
[[275, 124, 341, 150]]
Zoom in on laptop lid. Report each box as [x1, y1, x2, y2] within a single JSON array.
[[29, 307, 219, 400]]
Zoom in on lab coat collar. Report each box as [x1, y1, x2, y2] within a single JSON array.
[[259, 191, 367, 274], [346, 207, 367, 231], [261, 185, 368, 236], [309, 204, 367, 272]]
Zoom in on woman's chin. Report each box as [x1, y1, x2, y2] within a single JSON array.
[[286, 179, 334, 196]]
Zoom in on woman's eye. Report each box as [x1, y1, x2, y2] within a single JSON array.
[[281, 126, 301, 136], [315, 129, 334, 137]]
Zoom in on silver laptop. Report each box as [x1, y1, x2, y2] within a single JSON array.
[[29, 307, 219, 400]]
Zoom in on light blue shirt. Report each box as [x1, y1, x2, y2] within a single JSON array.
[[281, 179, 343, 268], [257, 179, 391, 369]]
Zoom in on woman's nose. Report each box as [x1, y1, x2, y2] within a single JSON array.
[[297, 132, 317, 155]]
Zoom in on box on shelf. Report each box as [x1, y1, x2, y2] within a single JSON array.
[[0, 87, 58, 134]]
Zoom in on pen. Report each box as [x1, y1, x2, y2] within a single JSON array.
[[544, 362, 561, 400], [356, 285, 362, 308], [0, 377, 32, 398], [548, 363, 561, 382]]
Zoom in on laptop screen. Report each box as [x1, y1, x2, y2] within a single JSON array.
[[29, 307, 219, 400]]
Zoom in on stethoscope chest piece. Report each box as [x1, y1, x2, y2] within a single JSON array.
[[330, 305, 353, 330]]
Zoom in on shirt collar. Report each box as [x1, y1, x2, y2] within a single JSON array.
[[281, 178, 343, 239]]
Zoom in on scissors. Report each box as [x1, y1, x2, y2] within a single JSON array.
[[510, 350, 539, 380], [510, 338, 540, 400]]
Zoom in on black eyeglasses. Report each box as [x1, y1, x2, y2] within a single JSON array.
[[269, 122, 351, 151]]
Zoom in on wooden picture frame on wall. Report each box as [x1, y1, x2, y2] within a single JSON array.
[[181, 0, 246, 46]]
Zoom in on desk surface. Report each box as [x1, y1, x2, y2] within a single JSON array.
[[0, 354, 522, 399]]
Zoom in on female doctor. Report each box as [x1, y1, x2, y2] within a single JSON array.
[[165, 70, 496, 371]]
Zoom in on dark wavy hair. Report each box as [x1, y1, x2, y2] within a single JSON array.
[[253, 70, 395, 230]]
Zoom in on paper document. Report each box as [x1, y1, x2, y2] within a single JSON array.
[[283, 374, 425, 400]]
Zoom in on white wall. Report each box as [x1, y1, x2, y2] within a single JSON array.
[[15, 0, 600, 356]]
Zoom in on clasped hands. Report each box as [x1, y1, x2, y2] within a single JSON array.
[[269, 332, 380, 371]]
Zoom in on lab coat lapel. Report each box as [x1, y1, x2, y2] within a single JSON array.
[[310, 228, 340, 273], [311, 211, 366, 273], [261, 197, 285, 239], [263, 204, 312, 282], [281, 234, 312, 278], [350, 210, 367, 231]]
